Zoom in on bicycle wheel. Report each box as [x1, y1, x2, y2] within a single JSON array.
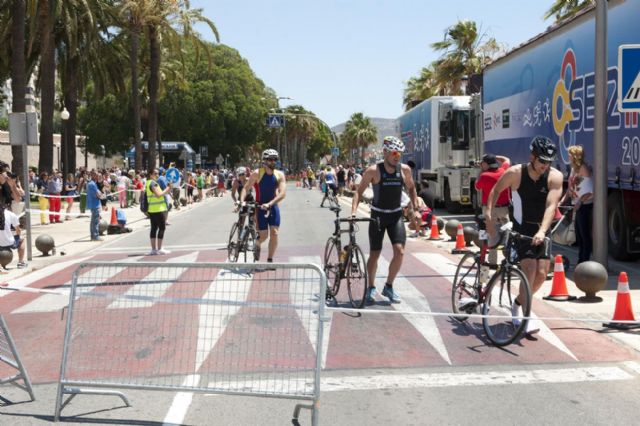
[[346, 244, 368, 309], [482, 267, 531, 347], [228, 222, 239, 262], [451, 252, 480, 322], [247, 228, 258, 262], [323, 238, 341, 297], [232, 229, 245, 264]]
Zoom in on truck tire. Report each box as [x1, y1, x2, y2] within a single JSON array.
[[608, 192, 632, 260], [444, 181, 462, 214]]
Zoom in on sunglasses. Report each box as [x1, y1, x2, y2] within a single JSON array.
[[536, 157, 550, 165], [389, 151, 402, 158], [265, 158, 277, 162]]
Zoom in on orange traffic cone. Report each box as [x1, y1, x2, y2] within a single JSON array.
[[110, 207, 118, 225], [604, 272, 640, 329], [428, 215, 443, 240], [543, 255, 576, 301], [452, 223, 467, 254]]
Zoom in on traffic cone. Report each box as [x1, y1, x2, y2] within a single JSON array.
[[543, 255, 577, 301], [603, 272, 640, 330], [452, 223, 467, 254], [428, 215, 443, 240], [110, 207, 118, 225]]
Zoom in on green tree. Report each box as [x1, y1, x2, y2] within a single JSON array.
[[430, 20, 501, 95], [544, 0, 594, 22], [77, 92, 133, 156], [403, 64, 439, 111], [342, 113, 377, 164]]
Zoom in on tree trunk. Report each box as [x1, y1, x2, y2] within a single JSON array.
[[38, 0, 56, 173], [62, 55, 78, 177], [130, 25, 142, 171], [10, 0, 26, 178], [147, 23, 160, 173]]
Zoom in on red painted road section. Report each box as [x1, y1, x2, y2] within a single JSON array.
[[1, 242, 639, 386]]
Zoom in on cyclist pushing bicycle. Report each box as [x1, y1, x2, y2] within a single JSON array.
[[351, 136, 422, 304], [485, 136, 563, 335]]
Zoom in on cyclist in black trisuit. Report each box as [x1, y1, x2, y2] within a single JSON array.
[[486, 136, 563, 335], [351, 136, 421, 304]]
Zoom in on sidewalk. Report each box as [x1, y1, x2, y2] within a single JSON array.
[[0, 195, 206, 284]]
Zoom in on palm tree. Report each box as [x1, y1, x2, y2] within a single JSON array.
[[9, 0, 27, 179], [144, 0, 219, 171], [342, 113, 377, 165], [544, 0, 594, 22], [283, 106, 318, 171], [36, 0, 56, 173], [403, 64, 439, 111], [430, 20, 501, 95]]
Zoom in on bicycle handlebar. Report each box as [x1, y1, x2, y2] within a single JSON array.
[[338, 217, 376, 223]]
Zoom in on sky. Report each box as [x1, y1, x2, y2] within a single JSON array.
[[190, 0, 556, 127]]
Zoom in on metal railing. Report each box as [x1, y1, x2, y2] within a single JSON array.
[[0, 315, 35, 401], [54, 261, 327, 425]]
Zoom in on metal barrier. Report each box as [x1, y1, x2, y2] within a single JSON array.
[[0, 315, 35, 401], [54, 261, 326, 425]]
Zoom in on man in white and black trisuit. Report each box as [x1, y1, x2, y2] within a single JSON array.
[[320, 166, 337, 207], [486, 136, 563, 335], [351, 136, 421, 303]]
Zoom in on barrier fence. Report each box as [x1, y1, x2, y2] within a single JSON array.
[[0, 315, 35, 401], [54, 261, 327, 425]]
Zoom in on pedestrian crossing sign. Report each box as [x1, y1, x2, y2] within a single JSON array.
[[618, 44, 640, 112], [267, 114, 284, 128]]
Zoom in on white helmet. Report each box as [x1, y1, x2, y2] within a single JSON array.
[[382, 136, 405, 153], [236, 166, 247, 176], [262, 148, 279, 160]]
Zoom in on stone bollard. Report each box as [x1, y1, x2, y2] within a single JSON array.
[[573, 261, 608, 302], [0, 249, 13, 268], [463, 226, 477, 247], [35, 234, 55, 256], [444, 219, 460, 241]]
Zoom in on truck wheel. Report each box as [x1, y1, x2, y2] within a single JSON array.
[[608, 192, 632, 260], [444, 181, 462, 214]]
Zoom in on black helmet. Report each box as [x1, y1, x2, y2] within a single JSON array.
[[530, 136, 557, 162]]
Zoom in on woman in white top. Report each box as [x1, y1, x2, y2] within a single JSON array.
[[560, 145, 593, 264]]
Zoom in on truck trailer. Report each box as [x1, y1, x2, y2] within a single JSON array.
[[481, 0, 640, 260]]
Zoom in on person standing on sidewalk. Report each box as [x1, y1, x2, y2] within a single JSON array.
[[351, 136, 421, 304], [47, 171, 63, 223], [0, 204, 27, 270], [559, 145, 593, 264], [64, 173, 78, 221], [36, 172, 49, 225], [86, 170, 104, 241], [485, 136, 563, 335], [475, 153, 511, 265], [146, 168, 173, 255]]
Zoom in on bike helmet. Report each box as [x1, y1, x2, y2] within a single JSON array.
[[529, 136, 557, 162], [382, 136, 405, 153], [262, 148, 279, 160], [236, 166, 247, 176]]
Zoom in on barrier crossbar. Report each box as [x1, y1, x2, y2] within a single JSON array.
[[54, 261, 327, 425], [0, 315, 35, 401]]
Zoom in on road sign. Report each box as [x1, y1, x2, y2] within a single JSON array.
[[618, 44, 640, 112], [165, 167, 181, 185], [331, 147, 340, 157], [267, 114, 284, 128]]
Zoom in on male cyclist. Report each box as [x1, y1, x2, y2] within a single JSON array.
[[320, 165, 338, 207], [240, 149, 286, 264], [231, 166, 254, 228], [351, 136, 421, 303], [486, 136, 563, 335]]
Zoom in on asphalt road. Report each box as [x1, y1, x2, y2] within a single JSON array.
[[1, 184, 639, 425]]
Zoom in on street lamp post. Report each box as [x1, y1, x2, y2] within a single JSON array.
[[61, 107, 70, 178], [100, 144, 106, 170]]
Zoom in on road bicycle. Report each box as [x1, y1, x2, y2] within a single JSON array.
[[321, 184, 340, 209], [227, 201, 260, 263], [323, 206, 374, 308], [450, 216, 543, 346]]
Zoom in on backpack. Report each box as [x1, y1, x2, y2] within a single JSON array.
[[140, 189, 148, 214]]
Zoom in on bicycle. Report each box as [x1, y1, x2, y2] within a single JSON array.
[[323, 206, 374, 308], [227, 201, 261, 263], [450, 217, 542, 346]]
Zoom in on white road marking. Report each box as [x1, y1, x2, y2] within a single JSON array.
[[95, 243, 227, 253], [376, 256, 451, 365], [162, 374, 200, 426], [413, 253, 578, 360], [623, 361, 640, 375], [108, 252, 200, 309], [290, 256, 331, 369], [0, 256, 94, 298], [206, 366, 632, 394]]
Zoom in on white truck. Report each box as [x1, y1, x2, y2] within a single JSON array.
[[398, 96, 482, 213]]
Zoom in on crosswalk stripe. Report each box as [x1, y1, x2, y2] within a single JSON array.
[[195, 267, 252, 371], [413, 252, 578, 360], [376, 256, 452, 365], [289, 256, 331, 369], [107, 252, 200, 309]]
